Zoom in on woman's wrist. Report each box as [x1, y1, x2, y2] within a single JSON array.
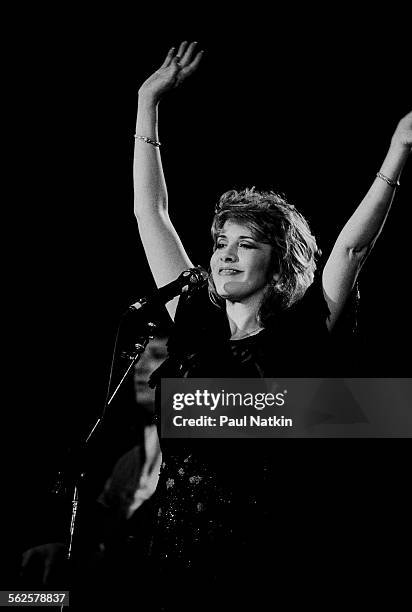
[[138, 89, 160, 108], [389, 135, 411, 157], [387, 139, 410, 169], [136, 93, 159, 134], [378, 140, 409, 184]]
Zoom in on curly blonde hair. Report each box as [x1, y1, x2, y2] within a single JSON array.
[[208, 187, 321, 326]]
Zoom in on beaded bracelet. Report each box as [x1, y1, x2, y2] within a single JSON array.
[[376, 171, 400, 188], [134, 134, 161, 147]]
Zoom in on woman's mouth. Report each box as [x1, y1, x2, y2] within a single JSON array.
[[219, 268, 242, 276]]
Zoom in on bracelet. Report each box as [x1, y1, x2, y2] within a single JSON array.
[[376, 171, 400, 188], [134, 134, 161, 147]]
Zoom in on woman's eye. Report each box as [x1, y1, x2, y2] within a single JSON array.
[[216, 242, 226, 249], [240, 243, 255, 249]]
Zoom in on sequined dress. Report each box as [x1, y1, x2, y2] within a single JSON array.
[[148, 278, 358, 609]]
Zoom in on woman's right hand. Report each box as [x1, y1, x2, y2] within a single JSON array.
[[138, 41, 203, 104]]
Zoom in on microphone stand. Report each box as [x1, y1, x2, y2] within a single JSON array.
[[55, 266, 206, 607], [55, 318, 160, 609]]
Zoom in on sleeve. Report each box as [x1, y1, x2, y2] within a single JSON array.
[[148, 287, 217, 387], [295, 271, 360, 339], [97, 445, 144, 517], [167, 286, 229, 357], [286, 272, 331, 335]]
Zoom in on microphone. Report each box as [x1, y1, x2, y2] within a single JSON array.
[[128, 267, 209, 312]]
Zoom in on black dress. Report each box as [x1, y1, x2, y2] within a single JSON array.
[[148, 278, 359, 610]]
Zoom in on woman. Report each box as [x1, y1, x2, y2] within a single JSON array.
[[134, 42, 411, 609]]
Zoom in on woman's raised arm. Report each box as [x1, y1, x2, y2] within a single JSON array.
[[134, 41, 203, 320], [322, 111, 412, 330]]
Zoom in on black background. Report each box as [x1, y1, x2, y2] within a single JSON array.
[[4, 8, 411, 590]]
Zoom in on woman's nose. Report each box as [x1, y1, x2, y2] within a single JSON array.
[[220, 243, 238, 261]]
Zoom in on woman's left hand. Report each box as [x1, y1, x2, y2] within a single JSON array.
[[391, 111, 412, 152]]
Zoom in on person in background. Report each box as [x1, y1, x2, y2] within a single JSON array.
[[20, 336, 168, 607]]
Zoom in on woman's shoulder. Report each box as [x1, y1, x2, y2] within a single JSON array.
[[277, 273, 330, 329], [170, 286, 229, 346]]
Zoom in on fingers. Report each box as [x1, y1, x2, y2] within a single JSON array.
[[172, 41, 202, 68], [43, 560, 51, 586], [21, 551, 30, 569], [159, 46, 176, 69], [179, 41, 198, 66], [181, 50, 204, 78], [158, 40, 204, 87], [177, 40, 190, 59]]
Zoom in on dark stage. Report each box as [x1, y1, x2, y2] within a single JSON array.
[[4, 12, 411, 604]]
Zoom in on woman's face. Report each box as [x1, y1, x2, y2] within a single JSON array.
[[210, 221, 275, 301]]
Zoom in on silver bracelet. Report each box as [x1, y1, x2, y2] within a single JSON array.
[[134, 134, 161, 147], [376, 171, 400, 188]]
